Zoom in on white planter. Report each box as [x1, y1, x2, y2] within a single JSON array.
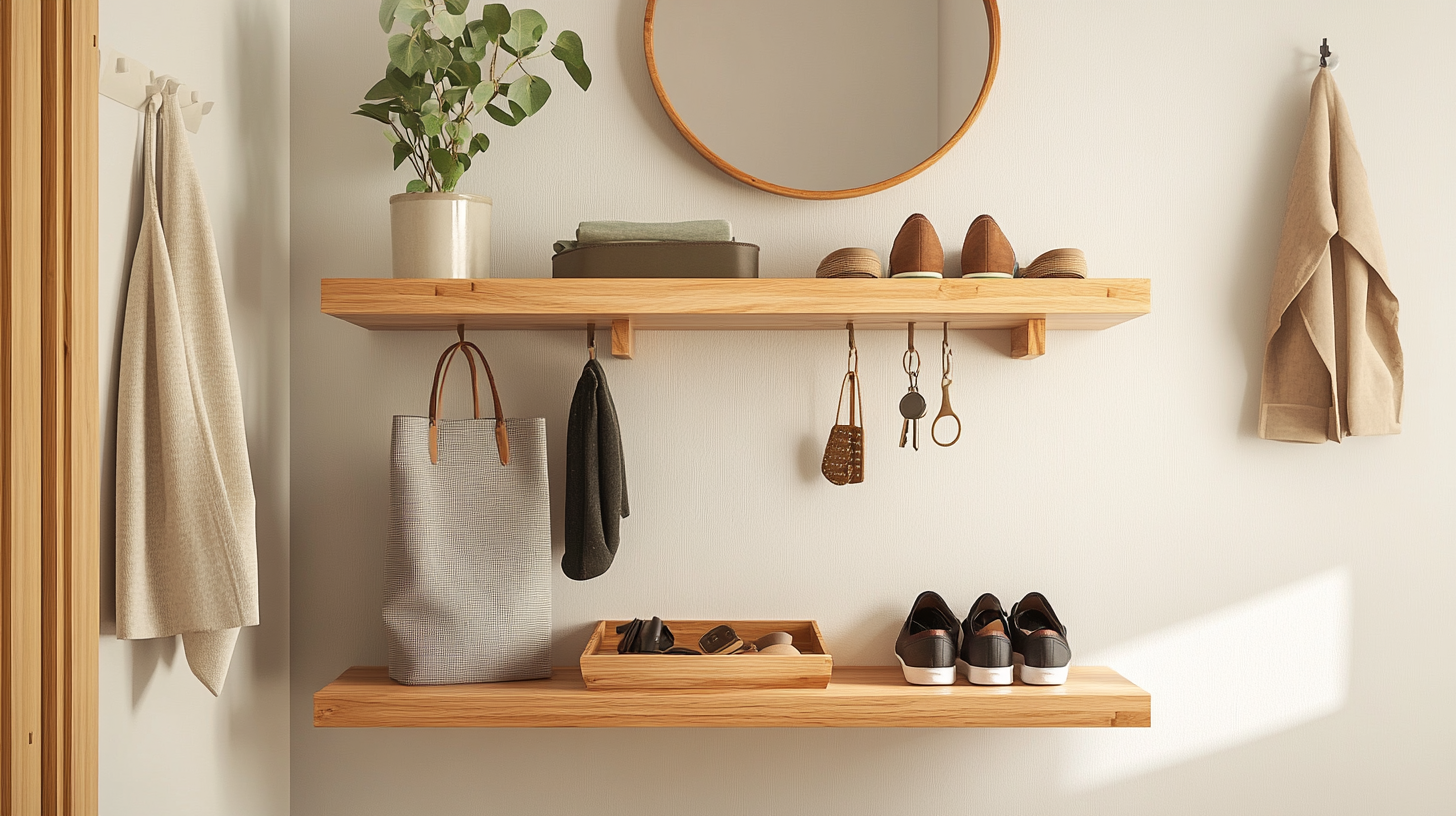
[[389, 192, 492, 279]]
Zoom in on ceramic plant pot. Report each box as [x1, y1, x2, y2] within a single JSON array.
[[389, 192, 492, 279]]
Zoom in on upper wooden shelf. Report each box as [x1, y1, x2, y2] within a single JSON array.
[[313, 665, 1150, 729], [320, 277, 1151, 359]]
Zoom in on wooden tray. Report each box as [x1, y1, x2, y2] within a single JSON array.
[[580, 620, 833, 690]]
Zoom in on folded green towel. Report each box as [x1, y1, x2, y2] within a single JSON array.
[[577, 219, 732, 245], [554, 239, 579, 255]]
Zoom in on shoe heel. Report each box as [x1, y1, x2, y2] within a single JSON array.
[[898, 655, 956, 686], [957, 659, 1012, 686], [1012, 656, 1069, 686]]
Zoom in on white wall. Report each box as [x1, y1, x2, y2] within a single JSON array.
[[291, 2, 1455, 814], [98, 1, 290, 814]]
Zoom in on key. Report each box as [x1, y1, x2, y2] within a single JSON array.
[[899, 389, 926, 450]]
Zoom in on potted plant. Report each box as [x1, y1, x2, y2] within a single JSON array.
[[356, 1, 591, 278]]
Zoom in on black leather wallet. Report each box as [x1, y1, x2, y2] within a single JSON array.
[[616, 617, 700, 655]]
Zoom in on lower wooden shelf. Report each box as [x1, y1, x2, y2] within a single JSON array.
[[313, 666, 1150, 728]]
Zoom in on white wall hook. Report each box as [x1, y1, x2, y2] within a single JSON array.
[[99, 48, 213, 134]]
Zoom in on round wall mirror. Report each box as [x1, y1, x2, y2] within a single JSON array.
[[645, 0, 1000, 200]]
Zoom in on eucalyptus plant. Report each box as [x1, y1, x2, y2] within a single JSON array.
[[355, 0, 591, 193]]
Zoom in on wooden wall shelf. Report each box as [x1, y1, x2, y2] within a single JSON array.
[[320, 278, 1151, 359], [313, 666, 1150, 728]]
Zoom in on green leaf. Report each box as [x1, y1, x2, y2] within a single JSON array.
[[444, 0, 470, 15], [471, 80, 498, 106], [436, 11, 467, 40], [392, 141, 412, 169], [406, 178, 429, 193], [459, 38, 489, 63], [443, 120, 459, 143], [447, 59, 482, 88], [383, 127, 401, 144], [399, 84, 429, 111], [503, 9, 547, 53], [561, 59, 591, 91], [352, 103, 393, 124], [552, 30, 592, 90], [484, 102, 518, 127], [430, 148, 462, 191], [470, 132, 490, 155], [480, 4, 511, 41], [443, 86, 470, 107], [458, 152, 472, 172], [388, 32, 425, 75], [379, 0, 401, 32], [454, 119, 472, 145], [422, 112, 445, 137], [507, 73, 550, 116], [365, 76, 403, 100], [424, 38, 454, 74], [508, 99, 527, 121]]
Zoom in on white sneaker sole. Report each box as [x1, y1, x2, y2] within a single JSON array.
[[956, 658, 1012, 686], [1013, 654, 1069, 685], [897, 655, 956, 685]]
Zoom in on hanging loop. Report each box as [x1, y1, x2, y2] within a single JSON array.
[[902, 322, 921, 384], [588, 323, 596, 360], [846, 322, 858, 370]]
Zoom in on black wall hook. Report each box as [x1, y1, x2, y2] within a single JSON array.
[[1320, 37, 1331, 68]]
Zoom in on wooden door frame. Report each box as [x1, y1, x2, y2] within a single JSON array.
[[3, 0, 97, 814]]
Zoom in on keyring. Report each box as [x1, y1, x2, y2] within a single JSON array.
[[932, 324, 961, 447]]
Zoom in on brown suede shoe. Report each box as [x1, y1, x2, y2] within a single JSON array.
[[888, 214, 944, 278], [961, 215, 1016, 278]]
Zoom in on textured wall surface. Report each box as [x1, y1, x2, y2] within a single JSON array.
[[98, 1, 291, 813], [292, 1, 1455, 814]]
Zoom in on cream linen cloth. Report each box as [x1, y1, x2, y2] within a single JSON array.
[[1260, 68, 1403, 443], [116, 91, 257, 695]]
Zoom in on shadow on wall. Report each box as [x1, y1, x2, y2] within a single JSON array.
[[1057, 567, 1352, 791]]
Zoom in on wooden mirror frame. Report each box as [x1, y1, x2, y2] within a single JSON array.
[[644, 0, 1001, 200]]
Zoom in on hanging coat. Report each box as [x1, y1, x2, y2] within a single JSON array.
[[562, 358, 629, 580], [115, 90, 258, 695], [1260, 67, 1403, 443]]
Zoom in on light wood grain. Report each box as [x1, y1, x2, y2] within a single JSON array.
[[1010, 318, 1047, 359], [314, 665, 1150, 729], [38, 3, 98, 812], [643, 0, 1001, 200], [2, 0, 43, 809], [580, 620, 833, 690], [610, 318, 633, 359], [320, 278, 1151, 337]]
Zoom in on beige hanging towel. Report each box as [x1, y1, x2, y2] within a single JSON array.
[[115, 91, 257, 695], [1260, 68, 1403, 443]]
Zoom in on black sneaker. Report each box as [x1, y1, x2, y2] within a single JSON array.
[[894, 591, 959, 685], [1009, 592, 1071, 685], [957, 593, 1013, 685]]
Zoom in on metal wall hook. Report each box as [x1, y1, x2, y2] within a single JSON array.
[[1319, 37, 1340, 70], [587, 323, 596, 360]]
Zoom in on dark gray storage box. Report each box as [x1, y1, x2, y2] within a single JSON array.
[[552, 241, 759, 279]]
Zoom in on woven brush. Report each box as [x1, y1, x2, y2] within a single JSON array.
[[821, 369, 865, 485]]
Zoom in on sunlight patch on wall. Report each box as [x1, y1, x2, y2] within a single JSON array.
[[1058, 568, 1351, 791]]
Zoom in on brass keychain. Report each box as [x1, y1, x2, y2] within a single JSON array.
[[899, 323, 926, 450], [932, 323, 961, 447]]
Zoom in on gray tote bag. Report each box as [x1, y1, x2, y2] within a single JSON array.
[[384, 332, 551, 685]]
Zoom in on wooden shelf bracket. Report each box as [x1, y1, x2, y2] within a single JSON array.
[[1010, 318, 1047, 360], [611, 319, 634, 359]]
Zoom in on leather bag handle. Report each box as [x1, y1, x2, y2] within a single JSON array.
[[428, 326, 509, 466]]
